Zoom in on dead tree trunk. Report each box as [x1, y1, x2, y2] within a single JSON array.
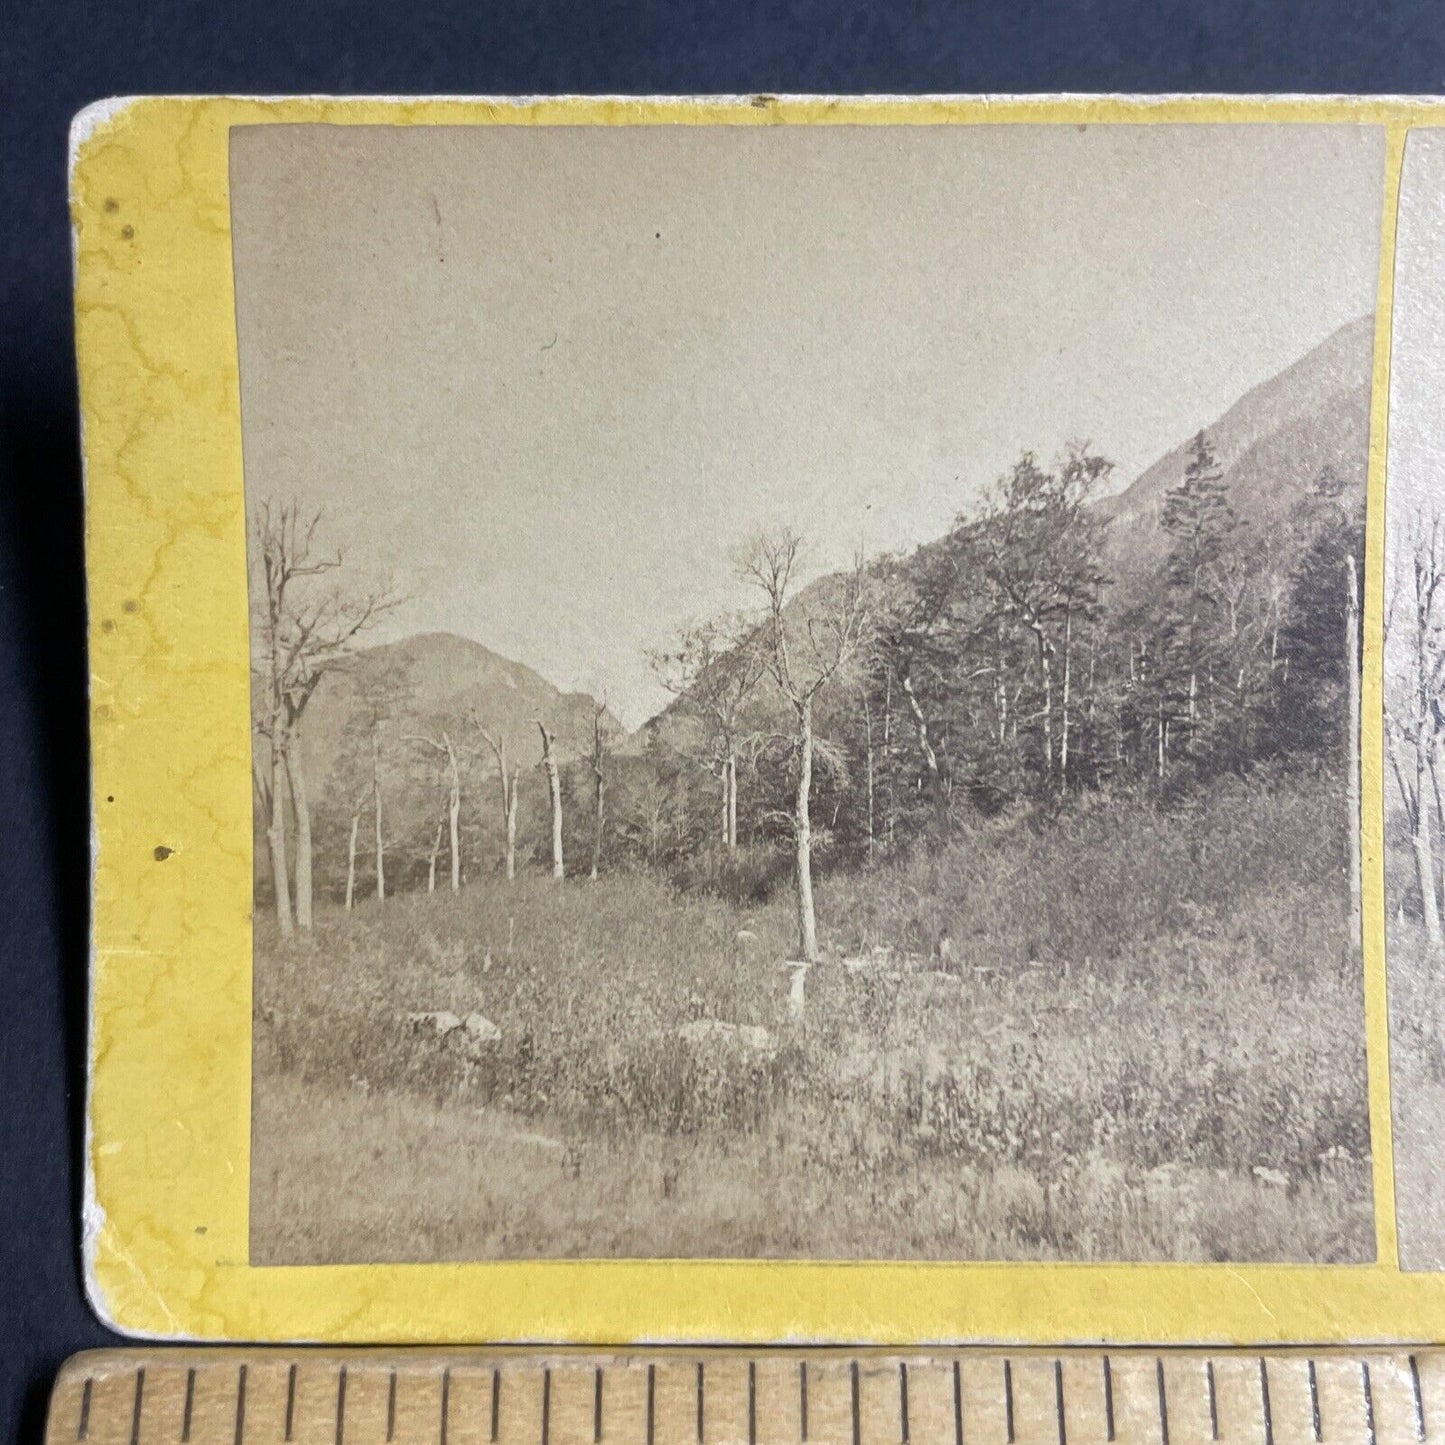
[[427, 814, 444, 894], [267, 729, 294, 936], [478, 727, 519, 881], [726, 751, 738, 851], [372, 731, 386, 903], [1038, 634, 1054, 781], [345, 809, 360, 911], [445, 733, 460, 892], [286, 740, 314, 930], [900, 668, 947, 833], [1059, 609, 1073, 791], [589, 705, 607, 881], [1417, 732, 1443, 949], [405, 730, 462, 893], [538, 720, 564, 879], [794, 697, 818, 963], [1346, 555, 1362, 938], [863, 696, 875, 865]]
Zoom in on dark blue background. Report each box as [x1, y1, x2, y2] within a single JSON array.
[[4, 3, 1445, 1442]]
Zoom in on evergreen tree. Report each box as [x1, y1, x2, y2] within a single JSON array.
[[1158, 431, 1240, 770]]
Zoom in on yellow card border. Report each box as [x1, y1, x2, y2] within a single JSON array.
[[71, 93, 1445, 1344]]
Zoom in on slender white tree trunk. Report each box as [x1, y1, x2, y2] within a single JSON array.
[[591, 769, 605, 881], [428, 815, 443, 894], [538, 721, 564, 879], [1417, 740, 1443, 949], [504, 775, 518, 881], [372, 733, 385, 903], [286, 740, 314, 931], [346, 811, 359, 911], [267, 730, 294, 936], [444, 732, 461, 893], [1346, 556, 1362, 937], [1037, 633, 1054, 780], [794, 698, 818, 963], [900, 669, 947, 831], [1059, 610, 1073, 791], [727, 752, 738, 850], [863, 699, 875, 865]]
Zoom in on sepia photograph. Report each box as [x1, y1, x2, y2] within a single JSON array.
[[1385, 128, 1445, 1272], [236, 121, 1382, 1265]]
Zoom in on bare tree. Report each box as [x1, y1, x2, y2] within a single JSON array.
[[740, 529, 869, 962], [651, 616, 767, 850], [372, 729, 386, 903], [344, 782, 371, 910], [1346, 552, 1362, 937], [251, 500, 397, 931], [537, 720, 564, 879], [1386, 511, 1445, 951], [588, 700, 610, 880], [474, 721, 519, 881], [405, 729, 462, 893]]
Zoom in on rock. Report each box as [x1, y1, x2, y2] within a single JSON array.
[[678, 1019, 774, 1053], [779, 959, 809, 1019], [1252, 1165, 1290, 1190], [407, 1010, 463, 1035], [461, 1012, 502, 1044]]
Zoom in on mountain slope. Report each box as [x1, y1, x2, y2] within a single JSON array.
[[1097, 314, 1373, 597], [645, 315, 1375, 734], [297, 631, 619, 795]]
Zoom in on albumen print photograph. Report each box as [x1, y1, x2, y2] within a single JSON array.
[[237, 121, 1381, 1265], [1386, 127, 1445, 1272]]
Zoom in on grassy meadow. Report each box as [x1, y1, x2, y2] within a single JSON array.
[[251, 764, 1371, 1264], [1385, 829, 1445, 1271]]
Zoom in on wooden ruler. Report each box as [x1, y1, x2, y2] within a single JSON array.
[[45, 1350, 1445, 1445]]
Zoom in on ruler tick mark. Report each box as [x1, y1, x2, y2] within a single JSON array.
[[799, 1362, 808, 1445], [1156, 1359, 1169, 1445], [1054, 1360, 1066, 1445], [490, 1369, 499, 1444], [285, 1366, 297, 1442], [336, 1367, 348, 1445], [130, 1370, 145, 1445], [1365, 1363, 1378, 1445], [1004, 1360, 1015, 1445], [1259, 1359, 1273, 1445], [78, 1379, 92, 1443], [542, 1368, 551, 1445], [952, 1361, 962, 1445], [441, 1368, 451, 1445], [1206, 1361, 1219, 1441], [594, 1368, 603, 1444], [1308, 1360, 1321, 1443], [647, 1365, 655, 1445], [1103, 1357, 1115, 1443], [1414, 1355, 1428, 1441], [851, 1361, 861, 1445], [748, 1363, 756, 1445], [235, 1365, 248, 1445], [182, 1371, 195, 1445], [696, 1362, 704, 1445], [900, 1362, 910, 1445], [387, 1372, 397, 1443]]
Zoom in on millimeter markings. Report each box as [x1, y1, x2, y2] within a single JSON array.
[[47, 1349, 1445, 1445]]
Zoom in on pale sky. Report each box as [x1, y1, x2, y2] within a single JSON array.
[[1389, 130, 1445, 545], [231, 122, 1385, 727]]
